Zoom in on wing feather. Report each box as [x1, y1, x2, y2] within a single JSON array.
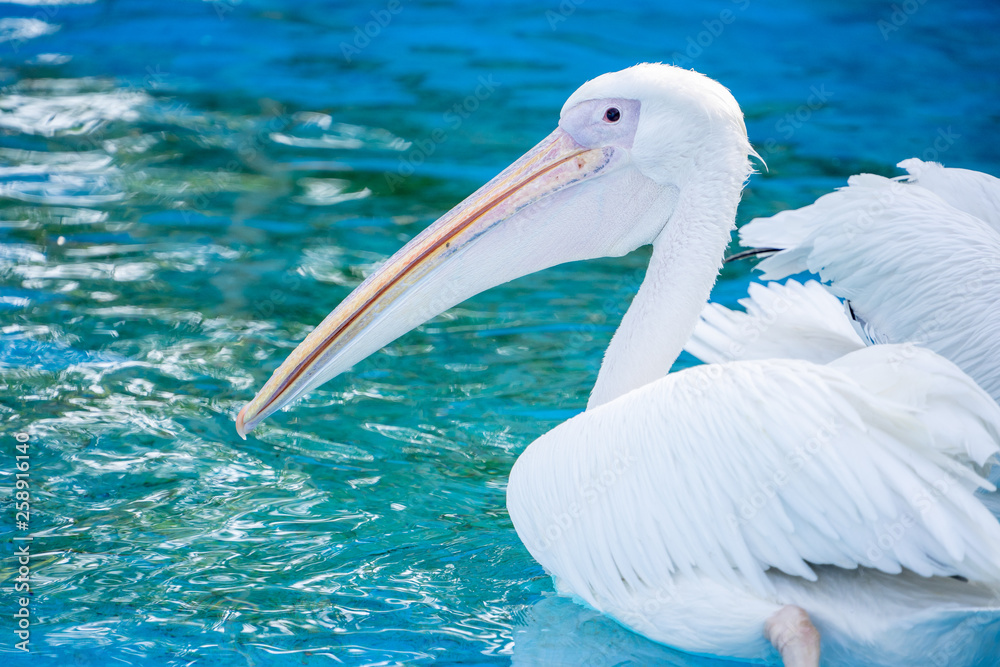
[[507, 345, 1000, 617], [685, 279, 865, 365], [897, 158, 1000, 232], [737, 168, 1000, 401]]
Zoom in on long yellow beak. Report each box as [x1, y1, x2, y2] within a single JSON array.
[[236, 127, 612, 437]]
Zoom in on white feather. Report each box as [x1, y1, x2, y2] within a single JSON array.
[[685, 279, 865, 365], [240, 64, 1000, 666], [739, 167, 1000, 402], [511, 578, 1000, 667], [896, 158, 1000, 232], [508, 345, 1000, 661]]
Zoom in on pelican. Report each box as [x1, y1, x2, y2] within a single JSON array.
[[236, 64, 1000, 666]]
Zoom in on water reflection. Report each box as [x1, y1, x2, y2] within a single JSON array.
[[0, 0, 997, 664], [512, 596, 743, 667]]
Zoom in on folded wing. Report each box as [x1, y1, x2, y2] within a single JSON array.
[[507, 345, 1000, 615]]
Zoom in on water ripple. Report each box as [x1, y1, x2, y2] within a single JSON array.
[[0, 3, 996, 666], [0, 17, 58, 44], [0, 90, 148, 137]]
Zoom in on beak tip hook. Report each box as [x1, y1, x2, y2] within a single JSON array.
[[235, 405, 249, 440]]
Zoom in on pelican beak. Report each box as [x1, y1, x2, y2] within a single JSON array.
[[236, 127, 614, 437]]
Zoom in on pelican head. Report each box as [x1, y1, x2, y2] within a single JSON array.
[[236, 63, 753, 437]]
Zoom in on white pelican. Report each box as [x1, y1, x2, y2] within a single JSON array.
[[236, 64, 1000, 666], [688, 159, 1000, 402]]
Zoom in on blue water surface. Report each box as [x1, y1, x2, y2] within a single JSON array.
[[0, 0, 998, 665]]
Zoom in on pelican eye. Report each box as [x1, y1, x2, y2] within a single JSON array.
[[604, 107, 621, 123]]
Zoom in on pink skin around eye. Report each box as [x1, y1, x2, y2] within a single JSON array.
[[559, 98, 641, 150]]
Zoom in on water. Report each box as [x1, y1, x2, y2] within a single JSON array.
[[0, 0, 998, 664]]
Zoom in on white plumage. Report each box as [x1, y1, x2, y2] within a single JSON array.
[[237, 64, 1000, 666], [508, 344, 1000, 665], [897, 158, 1000, 231], [677, 158, 1000, 664], [510, 579, 1000, 667], [685, 279, 865, 365], [735, 160, 1000, 402]]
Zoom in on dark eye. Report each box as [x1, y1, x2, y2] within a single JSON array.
[[604, 107, 621, 123]]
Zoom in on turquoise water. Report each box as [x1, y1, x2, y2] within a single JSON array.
[[0, 0, 998, 664]]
